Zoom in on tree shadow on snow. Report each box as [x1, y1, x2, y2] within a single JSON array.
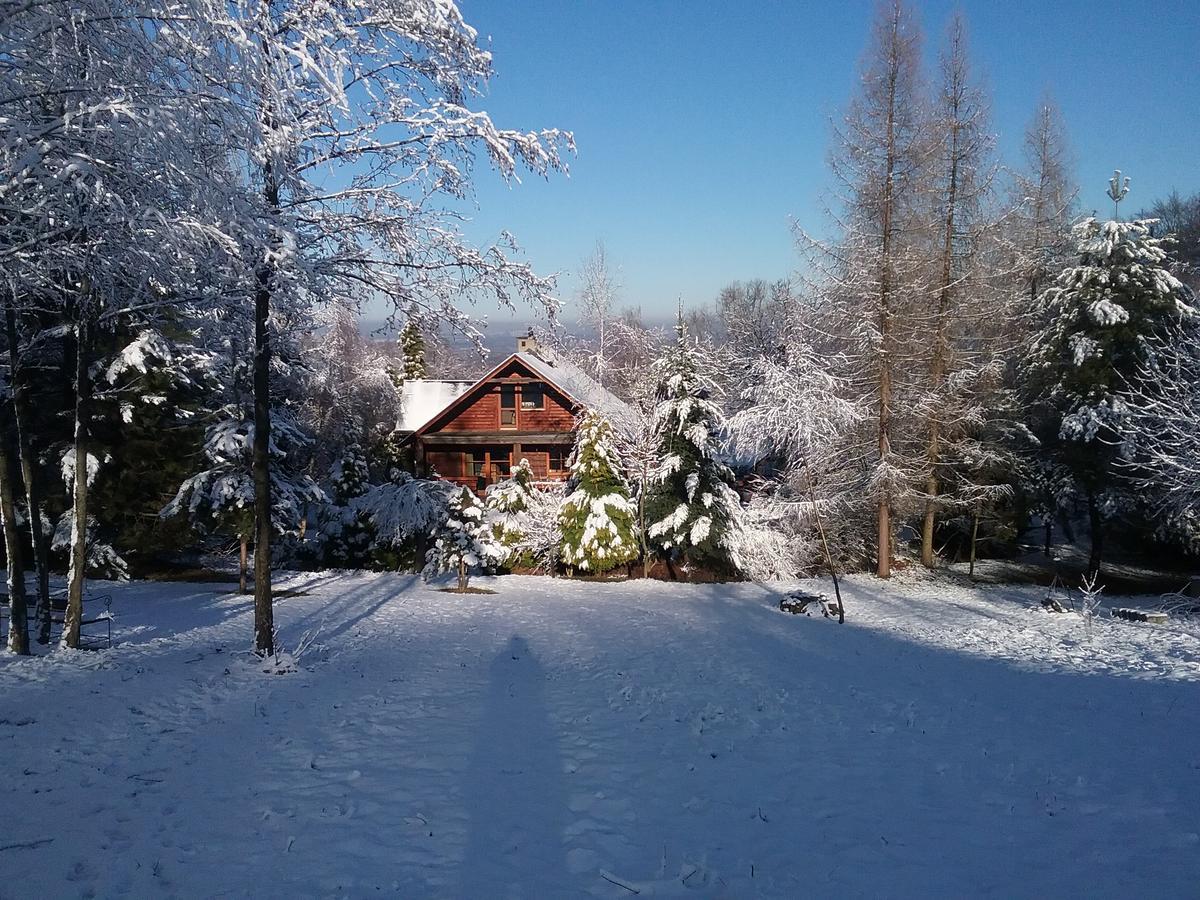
[[460, 635, 571, 898]]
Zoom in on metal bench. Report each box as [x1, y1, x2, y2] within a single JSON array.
[[0, 590, 113, 649]]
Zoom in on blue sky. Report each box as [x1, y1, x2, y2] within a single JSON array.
[[445, 0, 1199, 326]]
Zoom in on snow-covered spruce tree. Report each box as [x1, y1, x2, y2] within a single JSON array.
[[424, 487, 501, 591], [558, 413, 639, 575], [399, 322, 428, 381], [317, 443, 376, 568], [1025, 215, 1194, 573], [486, 458, 542, 569], [163, 407, 324, 592], [644, 322, 743, 577]]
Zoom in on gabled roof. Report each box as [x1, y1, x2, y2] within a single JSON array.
[[396, 379, 473, 432], [407, 350, 635, 438], [513, 351, 635, 432]]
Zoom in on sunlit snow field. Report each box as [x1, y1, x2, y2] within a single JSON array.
[[1, 572, 1197, 898]]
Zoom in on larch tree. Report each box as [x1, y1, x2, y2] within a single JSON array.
[[798, 0, 929, 577], [1011, 96, 1077, 315], [917, 13, 1004, 568]]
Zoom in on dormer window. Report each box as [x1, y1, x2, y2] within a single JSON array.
[[521, 383, 544, 410]]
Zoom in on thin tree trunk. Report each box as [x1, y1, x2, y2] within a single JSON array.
[[639, 457, 649, 580], [1086, 490, 1104, 578], [875, 8, 901, 580], [0, 412, 29, 654], [968, 506, 980, 579], [921, 26, 966, 569], [803, 458, 845, 624], [62, 305, 92, 650], [457, 558, 467, 592], [252, 157, 279, 656], [239, 535, 248, 594], [1043, 520, 1053, 557], [253, 250, 274, 655], [6, 305, 51, 643]]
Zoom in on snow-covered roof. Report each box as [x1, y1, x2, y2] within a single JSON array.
[[397, 379, 474, 432], [400, 350, 636, 437], [514, 351, 636, 433]]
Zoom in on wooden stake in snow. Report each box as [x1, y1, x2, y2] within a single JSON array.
[[802, 457, 845, 624]]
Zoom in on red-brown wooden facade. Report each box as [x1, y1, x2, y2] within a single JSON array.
[[409, 355, 580, 491]]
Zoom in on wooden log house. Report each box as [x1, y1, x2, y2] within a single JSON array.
[[397, 333, 631, 492]]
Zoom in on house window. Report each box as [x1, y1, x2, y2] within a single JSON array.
[[470, 453, 485, 477], [500, 383, 516, 427], [549, 447, 567, 472], [521, 383, 544, 410]]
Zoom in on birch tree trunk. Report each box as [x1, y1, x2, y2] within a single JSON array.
[[6, 306, 51, 643], [0, 409, 29, 654], [62, 303, 92, 650]]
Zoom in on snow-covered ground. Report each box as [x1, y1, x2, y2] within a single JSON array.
[[2, 573, 1198, 898]]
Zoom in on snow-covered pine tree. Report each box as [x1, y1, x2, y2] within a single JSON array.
[[1025, 215, 1195, 573], [399, 321, 428, 381], [558, 413, 639, 575], [486, 458, 541, 569], [319, 443, 376, 568], [424, 487, 501, 591], [163, 407, 324, 591], [644, 321, 743, 577]]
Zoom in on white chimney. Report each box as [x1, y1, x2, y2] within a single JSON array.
[[516, 328, 538, 354]]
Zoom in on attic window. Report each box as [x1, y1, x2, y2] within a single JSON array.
[[500, 383, 517, 427], [521, 383, 544, 410]]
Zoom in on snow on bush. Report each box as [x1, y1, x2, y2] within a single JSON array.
[[423, 487, 503, 590], [485, 458, 551, 570], [52, 512, 129, 582], [349, 471, 455, 571]]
